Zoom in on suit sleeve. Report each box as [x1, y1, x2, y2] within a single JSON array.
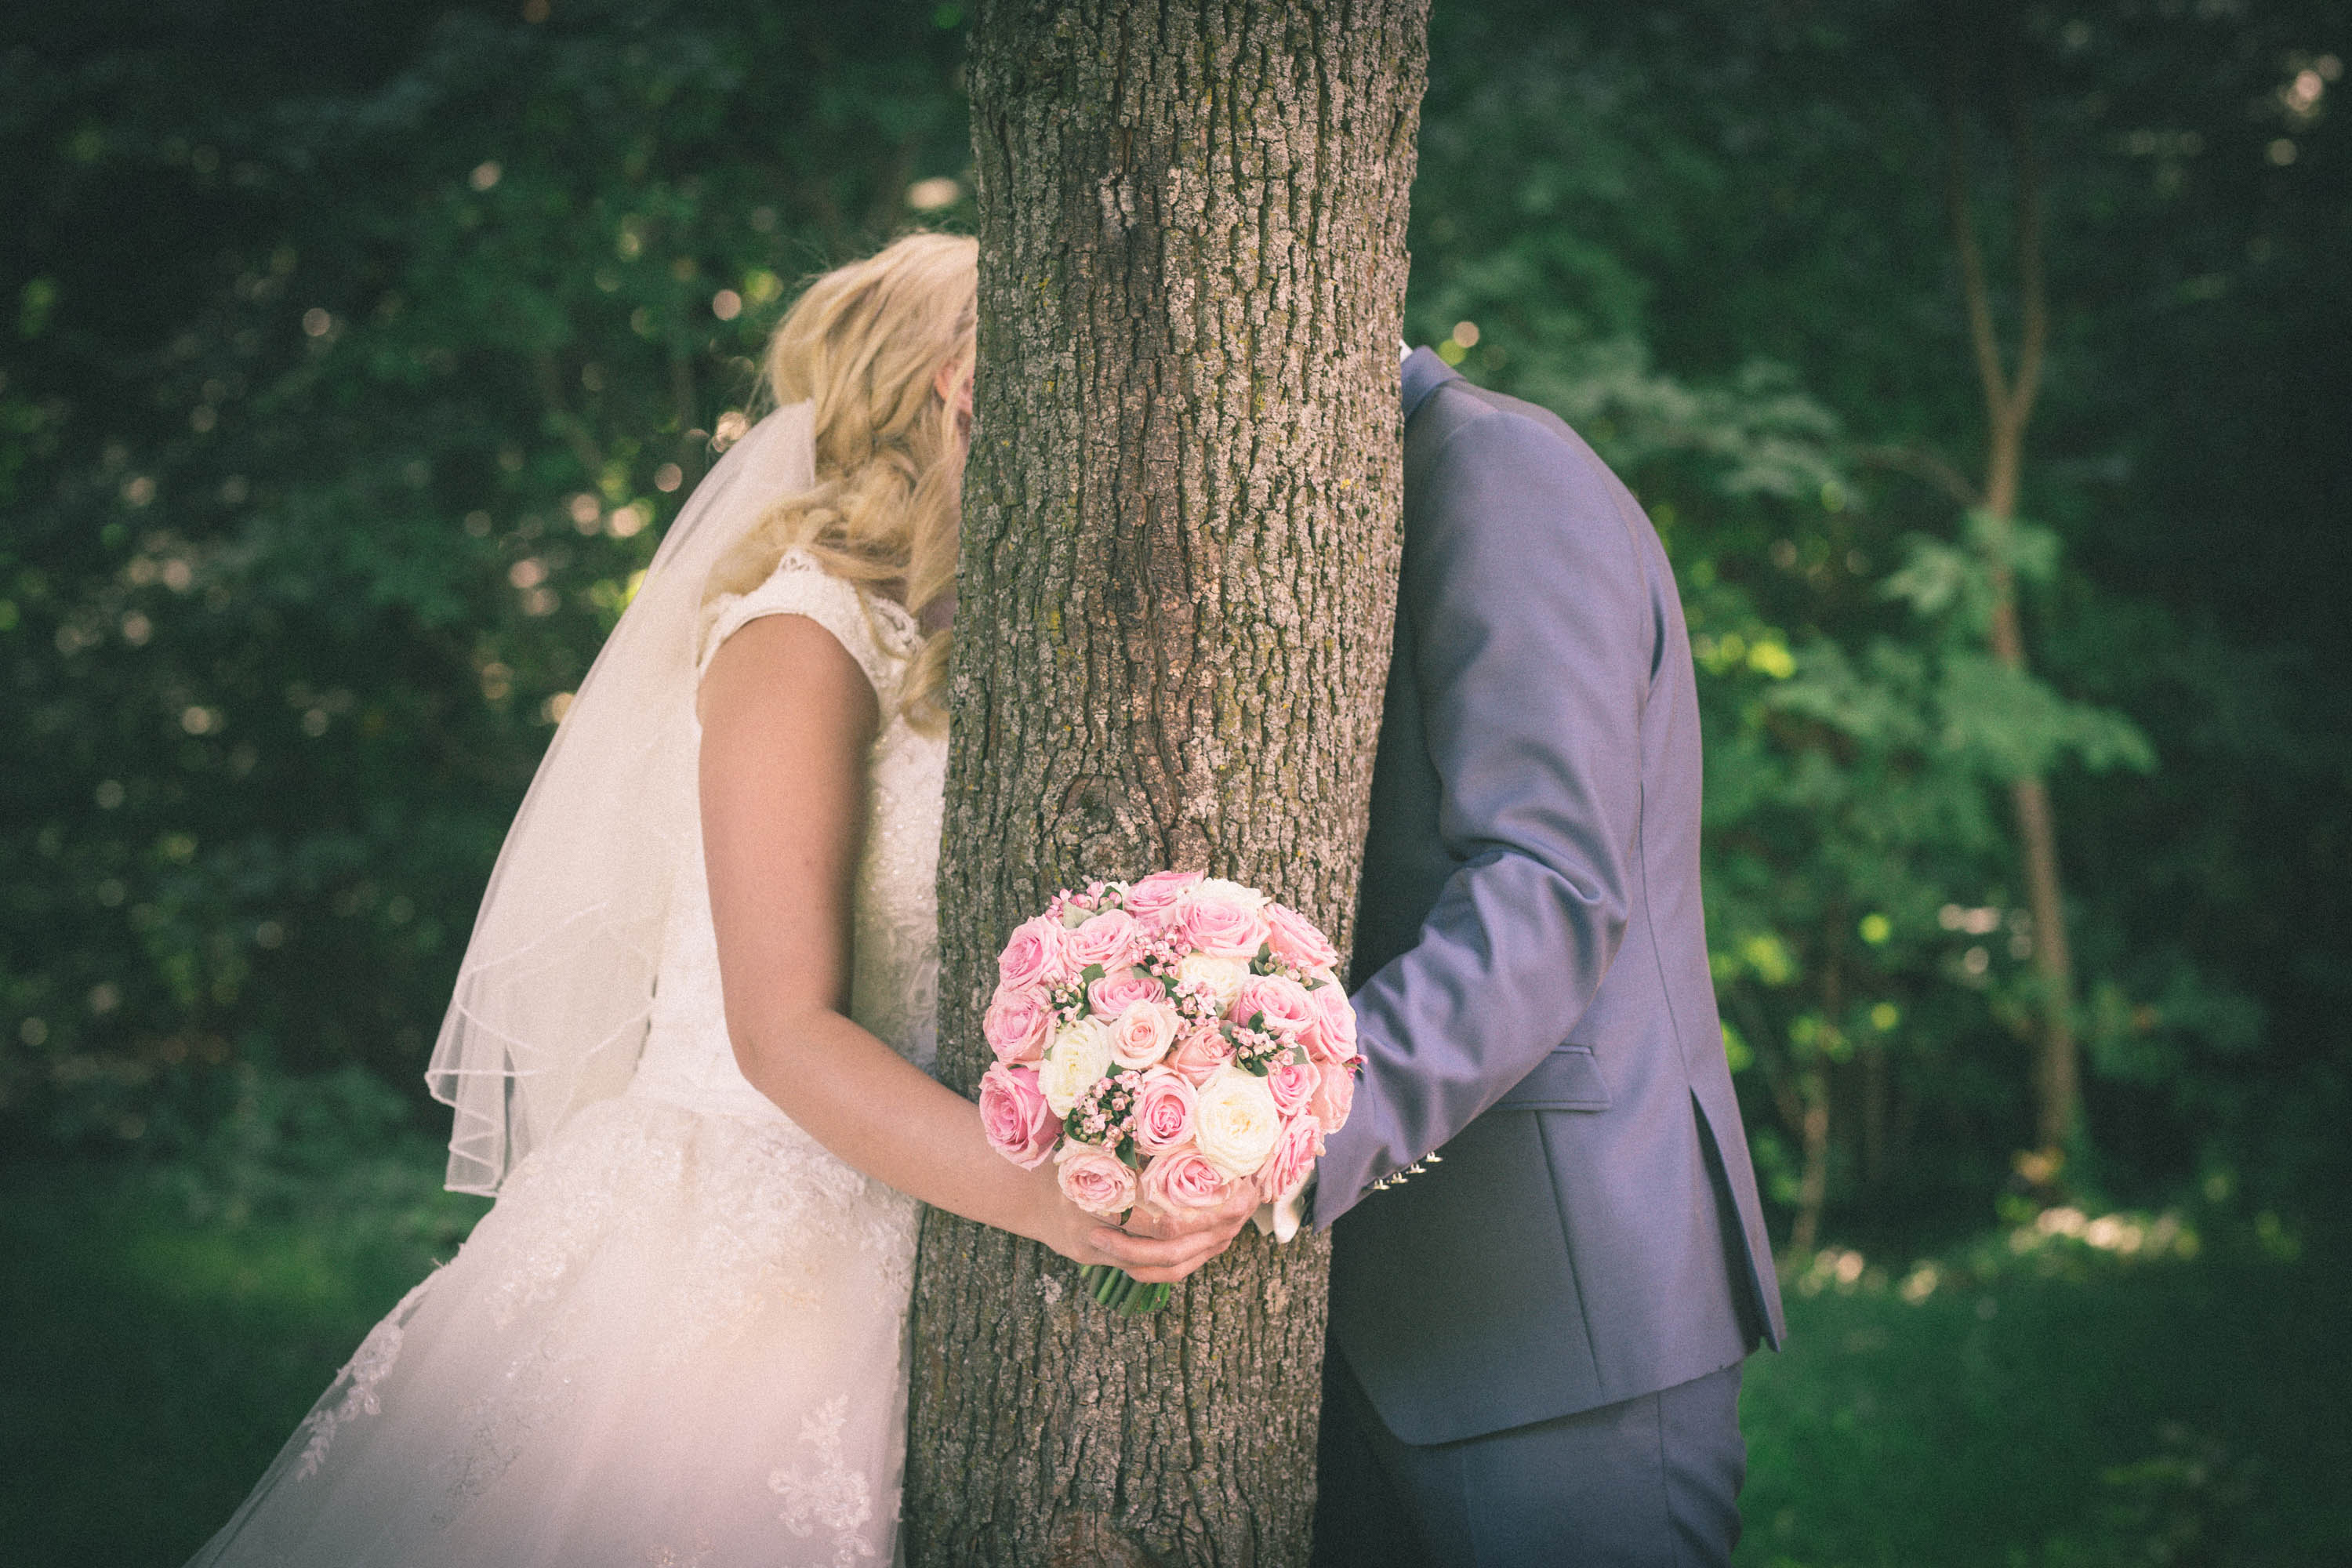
[[1313, 408, 1652, 1228]]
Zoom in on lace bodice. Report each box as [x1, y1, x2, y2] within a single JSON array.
[[628, 550, 946, 1127]]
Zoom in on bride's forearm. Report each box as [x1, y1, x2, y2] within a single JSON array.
[[730, 1007, 1062, 1243], [697, 619, 1255, 1283], [728, 1010, 1259, 1284]]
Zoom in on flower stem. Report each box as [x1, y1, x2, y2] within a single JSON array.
[[1079, 1264, 1171, 1315]]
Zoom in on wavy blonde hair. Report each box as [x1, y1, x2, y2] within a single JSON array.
[[705, 231, 976, 731]]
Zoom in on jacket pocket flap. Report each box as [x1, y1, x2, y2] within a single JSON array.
[[1493, 1044, 1612, 1111]]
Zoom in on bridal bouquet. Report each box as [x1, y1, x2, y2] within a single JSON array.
[[977, 871, 1361, 1314]]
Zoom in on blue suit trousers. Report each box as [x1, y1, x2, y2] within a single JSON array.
[[1311, 1349, 1746, 1567]]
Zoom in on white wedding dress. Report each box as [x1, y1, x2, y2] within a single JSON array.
[[190, 550, 946, 1568]]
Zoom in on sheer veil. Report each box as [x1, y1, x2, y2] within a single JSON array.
[[426, 404, 815, 1194]]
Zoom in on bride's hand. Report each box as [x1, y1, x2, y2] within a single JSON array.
[[1028, 1171, 1264, 1286], [1110, 1185, 1265, 1284]]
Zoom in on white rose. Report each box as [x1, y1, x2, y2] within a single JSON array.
[[1193, 877, 1269, 912], [1193, 1065, 1284, 1181], [1039, 1018, 1116, 1118], [1175, 953, 1251, 1014]]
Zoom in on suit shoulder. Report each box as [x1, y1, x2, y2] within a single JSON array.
[[1416, 380, 1612, 496], [1415, 384, 1639, 540], [1446, 379, 1584, 446], [1406, 386, 1669, 642]]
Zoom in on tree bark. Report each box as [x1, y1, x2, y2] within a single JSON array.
[[1943, 43, 2081, 1163], [902, 3, 1428, 1563]]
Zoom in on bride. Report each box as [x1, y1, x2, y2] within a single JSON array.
[[187, 233, 1257, 1566]]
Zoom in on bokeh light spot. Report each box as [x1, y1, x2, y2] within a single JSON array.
[[907, 176, 961, 211]]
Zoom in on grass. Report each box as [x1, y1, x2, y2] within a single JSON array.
[[2, 1158, 2342, 1567], [0, 1159, 485, 1568], [1736, 1217, 2350, 1567]]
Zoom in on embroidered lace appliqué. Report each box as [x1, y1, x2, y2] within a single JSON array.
[[292, 1275, 434, 1479], [769, 1396, 879, 1565]]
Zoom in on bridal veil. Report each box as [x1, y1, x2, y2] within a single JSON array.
[[426, 404, 815, 1195]]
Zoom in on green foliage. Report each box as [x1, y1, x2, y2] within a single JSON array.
[[2, 0, 2345, 1253], [1407, 0, 2349, 1238], [2, 0, 973, 1152]]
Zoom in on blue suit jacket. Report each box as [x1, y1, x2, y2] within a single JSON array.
[[1315, 350, 1786, 1446]]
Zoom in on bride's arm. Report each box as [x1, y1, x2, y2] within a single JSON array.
[[698, 614, 1254, 1284]]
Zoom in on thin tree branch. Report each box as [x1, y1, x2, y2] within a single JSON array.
[[1944, 53, 2013, 432], [1855, 444, 1984, 510], [2006, 67, 2048, 437]]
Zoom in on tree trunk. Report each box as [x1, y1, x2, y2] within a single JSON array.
[[1943, 40, 2081, 1164], [902, 4, 1428, 1563]]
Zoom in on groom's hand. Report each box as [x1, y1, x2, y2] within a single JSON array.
[[1088, 1185, 1263, 1284]]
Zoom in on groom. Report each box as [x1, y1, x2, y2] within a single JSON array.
[[1304, 346, 1787, 1566]]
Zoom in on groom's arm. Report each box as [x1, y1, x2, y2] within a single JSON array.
[[1314, 406, 1652, 1228]]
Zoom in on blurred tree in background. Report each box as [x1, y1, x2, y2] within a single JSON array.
[[1401, 0, 2348, 1249], [3, 0, 2345, 1259]]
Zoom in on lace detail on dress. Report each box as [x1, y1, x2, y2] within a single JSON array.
[[420, 1098, 921, 1526], [697, 547, 920, 706], [769, 1396, 880, 1565], [194, 549, 936, 1567], [292, 1275, 434, 1479], [414, 539, 942, 1543]]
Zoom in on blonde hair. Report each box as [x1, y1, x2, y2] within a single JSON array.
[[706, 231, 976, 731]]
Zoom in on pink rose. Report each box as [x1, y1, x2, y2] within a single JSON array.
[[982, 986, 1053, 1065], [1180, 895, 1270, 960], [1308, 1058, 1356, 1134], [1064, 908, 1142, 973], [1087, 967, 1166, 1018], [1265, 1055, 1318, 1117], [1123, 869, 1204, 927], [978, 1063, 1059, 1170], [1167, 1025, 1236, 1087], [1263, 902, 1340, 971], [1256, 1114, 1324, 1205], [1139, 1144, 1231, 1211], [998, 915, 1069, 991], [1230, 974, 1315, 1040], [1054, 1142, 1138, 1219], [1300, 980, 1360, 1065], [1131, 1068, 1200, 1155], [1109, 1000, 1179, 1071]]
